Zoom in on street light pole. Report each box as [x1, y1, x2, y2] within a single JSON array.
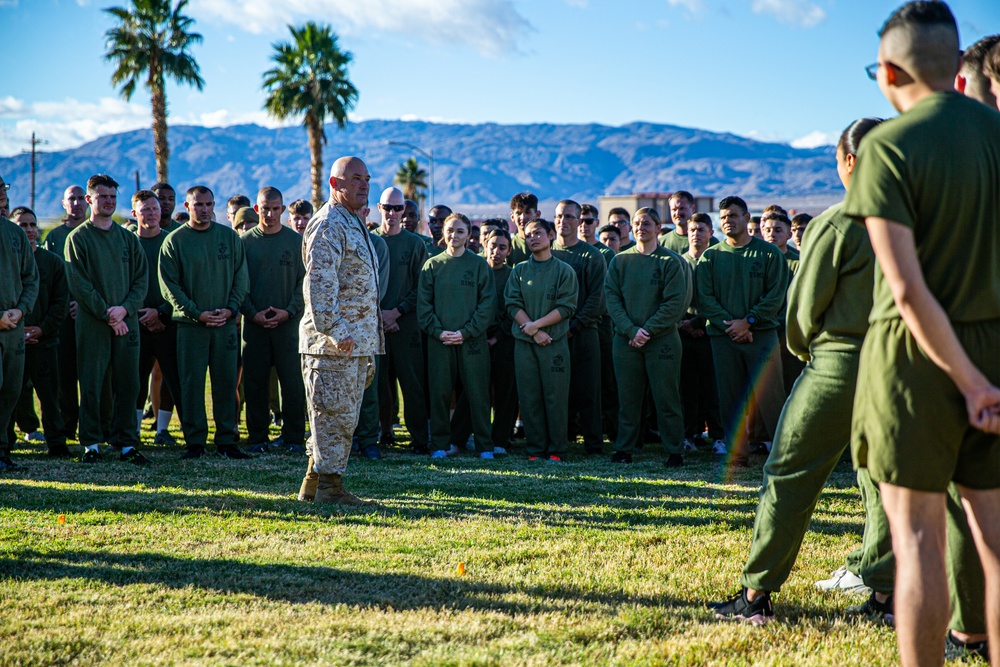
[[386, 140, 434, 209]]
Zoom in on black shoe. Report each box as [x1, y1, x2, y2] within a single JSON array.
[[611, 451, 632, 463], [585, 445, 604, 455], [944, 630, 989, 662], [361, 444, 382, 460], [153, 430, 177, 446], [217, 445, 251, 460], [378, 433, 396, 446], [286, 443, 306, 454], [749, 441, 770, 456], [513, 424, 525, 439], [0, 455, 21, 471], [181, 445, 206, 460], [47, 444, 73, 458], [846, 592, 894, 624], [710, 588, 774, 626], [666, 453, 684, 468], [270, 436, 286, 449], [78, 449, 102, 463], [247, 442, 270, 454], [120, 448, 149, 464], [411, 444, 429, 455]]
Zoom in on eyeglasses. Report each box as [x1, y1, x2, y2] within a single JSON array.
[[865, 60, 906, 81], [1, 183, 9, 191], [380, 204, 404, 212]]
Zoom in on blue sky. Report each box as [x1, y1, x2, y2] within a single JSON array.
[[1, 0, 996, 157]]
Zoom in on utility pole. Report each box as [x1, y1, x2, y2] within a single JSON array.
[[135, 170, 141, 193], [21, 132, 47, 211]]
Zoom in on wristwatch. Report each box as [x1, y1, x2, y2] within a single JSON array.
[[747, 315, 756, 326]]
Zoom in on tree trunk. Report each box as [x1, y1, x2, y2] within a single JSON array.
[[307, 113, 324, 210], [150, 54, 169, 184]]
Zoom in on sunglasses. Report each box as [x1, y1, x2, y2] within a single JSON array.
[[380, 204, 404, 212]]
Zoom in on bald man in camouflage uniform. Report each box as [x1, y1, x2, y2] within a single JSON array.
[[298, 156, 384, 506]]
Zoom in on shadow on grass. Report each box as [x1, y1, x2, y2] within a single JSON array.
[[2, 548, 693, 616]]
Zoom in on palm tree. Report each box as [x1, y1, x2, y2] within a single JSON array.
[[262, 23, 358, 209], [394, 157, 428, 203], [104, 0, 204, 183]]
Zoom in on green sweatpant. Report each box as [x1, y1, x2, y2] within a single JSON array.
[[612, 332, 683, 456], [514, 338, 571, 456], [353, 354, 382, 447], [76, 311, 140, 448], [568, 327, 603, 451], [8, 345, 66, 449], [0, 325, 25, 454], [450, 335, 518, 449], [741, 350, 860, 591], [427, 336, 493, 452], [598, 315, 618, 441], [177, 322, 240, 448], [710, 330, 785, 464], [385, 316, 429, 448], [242, 322, 305, 446], [946, 483, 986, 634], [844, 467, 896, 593]]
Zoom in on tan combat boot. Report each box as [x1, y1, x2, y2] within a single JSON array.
[[298, 457, 319, 502], [315, 473, 371, 506]]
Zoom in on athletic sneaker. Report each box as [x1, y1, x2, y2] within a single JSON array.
[[527, 455, 540, 461], [26, 431, 46, 443], [683, 438, 697, 452], [815, 566, 869, 594], [430, 450, 448, 460], [79, 449, 102, 463], [181, 445, 205, 459], [712, 440, 728, 456], [361, 444, 381, 460], [666, 453, 684, 468], [750, 441, 770, 456], [846, 592, 894, 624], [611, 451, 632, 463], [479, 451, 494, 460], [547, 455, 563, 463], [217, 446, 251, 460], [247, 442, 271, 454], [47, 444, 73, 458], [944, 630, 989, 662], [286, 443, 306, 454], [493, 446, 508, 456], [120, 449, 149, 465], [710, 589, 774, 625], [153, 430, 177, 446]]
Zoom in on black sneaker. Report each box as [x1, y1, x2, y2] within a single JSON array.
[[944, 630, 989, 662], [217, 445, 251, 460], [710, 588, 774, 626], [666, 453, 684, 468], [153, 430, 177, 446], [247, 442, 270, 454], [0, 455, 21, 471], [79, 449, 102, 463], [846, 592, 894, 624], [181, 445, 206, 459], [611, 451, 632, 463], [286, 443, 306, 454], [120, 448, 149, 465], [47, 444, 73, 458]]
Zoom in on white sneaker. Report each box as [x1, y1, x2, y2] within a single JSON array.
[[712, 440, 728, 455], [815, 566, 870, 593], [493, 446, 508, 456]]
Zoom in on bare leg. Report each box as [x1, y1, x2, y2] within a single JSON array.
[[880, 483, 948, 667], [957, 486, 1000, 667]]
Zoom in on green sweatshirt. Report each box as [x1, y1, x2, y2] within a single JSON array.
[[488, 264, 514, 340], [506, 234, 530, 266], [553, 240, 606, 332], [159, 222, 249, 325], [25, 247, 69, 347], [417, 250, 497, 340], [240, 225, 305, 321], [504, 256, 578, 343], [137, 230, 173, 317], [41, 222, 77, 260], [374, 228, 428, 316], [605, 246, 691, 341], [694, 236, 788, 336], [590, 241, 616, 267], [64, 221, 147, 321], [0, 217, 39, 318], [783, 246, 800, 279], [786, 202, 874, 359], [659, 229, 719, 255]]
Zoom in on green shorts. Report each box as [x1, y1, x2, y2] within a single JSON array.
[[853, 318, 1000, 492]]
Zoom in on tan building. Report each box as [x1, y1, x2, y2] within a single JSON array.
[[598, 192, 715, 230]]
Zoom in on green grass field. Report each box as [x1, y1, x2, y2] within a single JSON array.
[[0, 422, 902, 666]]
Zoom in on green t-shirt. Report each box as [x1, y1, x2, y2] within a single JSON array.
[[694, 236, 788, 336], [374, 228, 428, 317], [786, 201, 874, 358], [552, 240, 606, 331], [159, 222, 249, 324], [64, 221, 147, 321], [240, 225, 305, 322], [842, 91, 1000, 323], [504, 255, 578, 343], [605, 245, 691, 341], [416, 250, 496, 341]]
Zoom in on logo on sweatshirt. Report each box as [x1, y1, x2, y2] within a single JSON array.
[[217, 243, 231, 261], [650, 267, 664, 286], [461, 269, 476, 288], [279, 250, 293, 267], [749, 260, 764, 280], [552, 354, 566, 373]]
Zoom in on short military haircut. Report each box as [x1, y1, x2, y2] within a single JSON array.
[[669, 190, 695, 206], [288, 199, 313, 216], [509, 192, 538, 212], [762, 204, 788, 218], [430, 204, 453, 217], [984, 41, 1000, 87], [186, 185, 214, 200], [10, 206, 34, 219], [257, 186, 283, 203], [633, 206, 661, 227], [151, 182, 174, 194], [173, 211, 190, 223], [444, 212, 471, 231], [764, 213, 791, 230], [689, 212, 714, 229], [607, 207, 630, 221], [132, 190, 159, 208], [791, 213, 813, 228], [878, 1, 959, 86], [481, 217, 505, 231], [557, 199, 581, 215], [86, 174, 119, 193], [580, 204, 598, 218], [597, 224, 621, 239], [227, 193, 250, 209], [962, 35, 1000, 75], [719, 196, 748, 215]]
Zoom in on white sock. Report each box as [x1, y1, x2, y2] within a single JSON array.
[[121, 446, 133, 455], [157, 410, 172, 432], [86, 444, 99, 452]]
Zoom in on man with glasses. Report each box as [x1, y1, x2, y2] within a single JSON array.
[[608, 207, 633, 251], [7, 207, 70, 458], [577, 204, 615, 266]]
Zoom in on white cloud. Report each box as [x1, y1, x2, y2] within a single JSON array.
[[191, 0, 533, 57], [790, 130, 837, 149], [666, 0, 705, 15], [751, 0, 826, 28]]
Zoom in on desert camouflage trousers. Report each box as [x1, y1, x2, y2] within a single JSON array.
[[302, 353, 375, 475]]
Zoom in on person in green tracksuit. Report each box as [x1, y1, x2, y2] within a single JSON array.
[[605, 207, 690, 466], [504, 193, 537, 267], [65, 174, 148, 464], [658, 190, 719, 255], [240, 187, 306, 453], [695, 195, 788, 468], [369, 187, 430, 456], [159, 185, 249, 459], [352, 229, 389, 456], [710, 117, 894, 625], [418, 213, 496, 459], [761, 211, 805, 396], [0, 190, 39, 471], [552, 199, 606, 455], [505, 218, 578, 461]]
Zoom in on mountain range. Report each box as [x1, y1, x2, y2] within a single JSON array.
[[0, 119, 842, 220]]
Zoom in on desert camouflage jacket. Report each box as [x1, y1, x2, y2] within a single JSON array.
[[299, 200, 384, 356]]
